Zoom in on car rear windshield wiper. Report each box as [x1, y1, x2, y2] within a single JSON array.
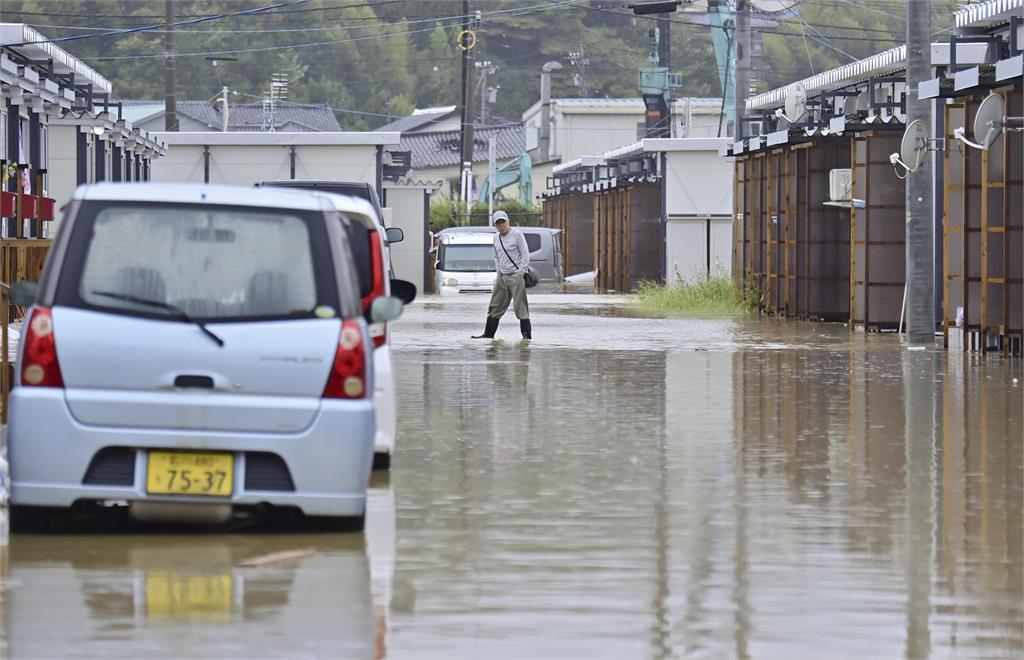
[[90, 290, 225, 348]]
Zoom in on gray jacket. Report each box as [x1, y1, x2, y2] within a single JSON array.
[[494, 228, 530, 275]]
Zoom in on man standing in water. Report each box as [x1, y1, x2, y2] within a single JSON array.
[[472, 211, 532, 339]]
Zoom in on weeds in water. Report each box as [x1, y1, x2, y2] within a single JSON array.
[[636, 271, 758, 316]]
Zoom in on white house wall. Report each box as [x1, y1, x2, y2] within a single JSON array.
[[664, 150, 733, 217], [382, 187, 428, 292], [558, 114, 638, 163], [46, 124, 78, 227], [666, 217, 733, 283], [151, 143, 379, 187]]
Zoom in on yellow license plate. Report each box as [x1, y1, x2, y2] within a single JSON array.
[[145, 572, 233, 621], [146, 451, 234, 496]]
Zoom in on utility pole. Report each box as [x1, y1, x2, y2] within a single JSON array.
[[733, 0, 750, 139], [164, 0, 177, 131], [905, 0, 934, 343], [458, 1, 477, 211], [658, 13, 672, 136], [476, 60, 495, 125]]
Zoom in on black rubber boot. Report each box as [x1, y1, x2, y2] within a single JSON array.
[[520, 319, 532, 339], [472, 317, 500, 338]]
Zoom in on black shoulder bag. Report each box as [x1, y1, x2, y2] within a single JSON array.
[[498, 233, 538, 288]]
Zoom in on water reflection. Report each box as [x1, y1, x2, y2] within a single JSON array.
[[386, 302, 1021, 659], [4, 532, 374, 657]]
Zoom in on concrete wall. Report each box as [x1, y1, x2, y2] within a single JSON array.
[[152, 143, 379, 188], [382, 186, 429, 292]]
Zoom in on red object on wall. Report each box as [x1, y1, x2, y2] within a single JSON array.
[[0, 191, 55, 220]]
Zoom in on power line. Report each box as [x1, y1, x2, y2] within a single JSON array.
[[7, 0, 314, 47], [83, 0, 584, 62]]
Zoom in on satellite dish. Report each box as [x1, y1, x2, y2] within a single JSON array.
[[782, 82, 807, 123], [889, 119, 929, 174], [972, 93, 1005, 149]]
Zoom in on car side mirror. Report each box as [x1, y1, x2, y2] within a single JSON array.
[[8, 281, 38, 307], [385, 227, 404, 244], [390, 279, 417, 305], [369, 296, 404, 324]]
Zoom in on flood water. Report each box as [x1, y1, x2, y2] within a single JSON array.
[[1, 294, 1021, 659]]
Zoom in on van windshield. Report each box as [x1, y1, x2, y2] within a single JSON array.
[[440, 245, 496, 272], [58, 203, 340, 322]]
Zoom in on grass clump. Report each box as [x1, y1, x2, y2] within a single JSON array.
[[636, 273, 756, 316]]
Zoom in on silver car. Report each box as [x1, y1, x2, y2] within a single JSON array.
[[7, 183, 404, 531]]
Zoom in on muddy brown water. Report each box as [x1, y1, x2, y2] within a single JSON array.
[[1, 294, 1021, 659]]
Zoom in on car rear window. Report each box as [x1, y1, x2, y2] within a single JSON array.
[[524, 233, 542, 253], [56, 202, 340, 322]]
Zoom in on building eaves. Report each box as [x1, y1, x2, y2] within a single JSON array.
[[746, 42, 995, 112], [955, 0, 1023, 28]]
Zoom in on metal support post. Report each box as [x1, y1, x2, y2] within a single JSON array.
[[734, 0, 751, 140]]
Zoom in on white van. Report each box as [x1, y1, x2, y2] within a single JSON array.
[[434, 231, 499, 296]]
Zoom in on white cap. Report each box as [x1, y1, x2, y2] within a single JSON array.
[[492, 210, 509, 224]]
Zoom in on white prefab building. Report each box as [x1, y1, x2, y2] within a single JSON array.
[[150, 132, 401, 191], [544, 137, 732, 287], [0, 23, 165, 235], [522, 97, 727, 165]]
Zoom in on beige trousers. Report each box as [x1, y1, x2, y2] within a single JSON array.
[[487, 272, 530, 320]]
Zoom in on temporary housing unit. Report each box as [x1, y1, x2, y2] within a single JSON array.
[[543, 138, 732, 290], [0, 24, 162, 239], [150, 131, 401, 193], [727, 36, 997, 332], [922, 1, 1023, 354]]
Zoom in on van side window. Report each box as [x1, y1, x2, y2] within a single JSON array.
[[524, 234, 542, 253]]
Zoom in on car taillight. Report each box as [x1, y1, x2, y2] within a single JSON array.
[[369, 322, 387, 349], [361, 230, 386, 312], [21, 307, 64, 388], [323, 320, 367, 399]]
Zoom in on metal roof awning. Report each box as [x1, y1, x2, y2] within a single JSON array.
[[955, 0, 1024, 29], [747, 43, 996, 113], [0, 23, 112, 93]]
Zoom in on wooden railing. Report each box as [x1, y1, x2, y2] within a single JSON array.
[[2, 239, 52, 423]]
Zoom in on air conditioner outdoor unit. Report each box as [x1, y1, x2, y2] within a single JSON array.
[[829, 168, 852, 201]]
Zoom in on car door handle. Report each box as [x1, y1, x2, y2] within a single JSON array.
[[174, 375, 215, 389]]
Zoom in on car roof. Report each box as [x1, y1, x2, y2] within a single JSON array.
[[438, 225, 560, 236], [441, 231, 496, 244], [262, 179, 370, 189], [74, 182, 330, 212], [316, 192, 380, 229]]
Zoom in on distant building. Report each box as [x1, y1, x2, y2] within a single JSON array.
[[375, 106, 461, 135], [121, 100, 342, 133], [521, 97, 727, 164]]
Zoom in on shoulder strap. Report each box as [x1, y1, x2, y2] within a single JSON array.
[[498, 232, 520, 270]]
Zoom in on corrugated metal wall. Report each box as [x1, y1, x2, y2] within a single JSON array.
[[733, 139, 852, 320], [789, 142, 852, 320], [944, 84, 1023, 355], [595, 183, 661, 291], [544, 192, 596, 277], [850, 131, 906, 330]]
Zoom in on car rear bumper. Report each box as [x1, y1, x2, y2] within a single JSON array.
[[373, 345, 396, 455], [7, 388, 375, 518]]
